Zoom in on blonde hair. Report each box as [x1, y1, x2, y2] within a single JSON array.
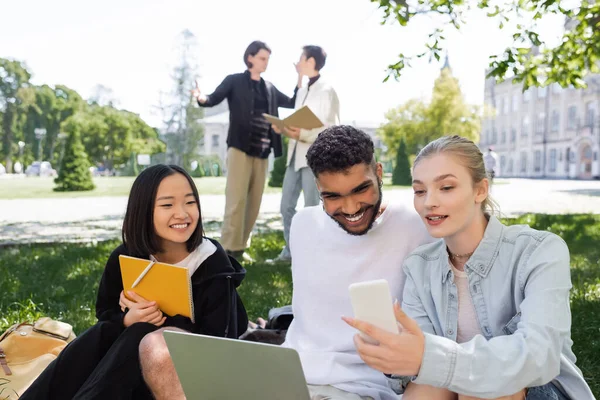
[[413, 135, 499, 215]]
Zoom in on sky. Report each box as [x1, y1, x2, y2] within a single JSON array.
[[0, 0, 565, 129]]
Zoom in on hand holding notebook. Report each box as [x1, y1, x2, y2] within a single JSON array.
[[119, 255, 195, 322], [263, 105, 324, 131]]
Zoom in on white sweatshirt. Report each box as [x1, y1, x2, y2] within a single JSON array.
[[282, 203, 433, 400]]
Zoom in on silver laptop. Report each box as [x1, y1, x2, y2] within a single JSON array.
[[163, 330, 311, 400]]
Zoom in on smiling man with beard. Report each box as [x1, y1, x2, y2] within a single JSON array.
[[279, 125, 434, 400]]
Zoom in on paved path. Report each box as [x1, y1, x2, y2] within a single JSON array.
[[1, 179, 600, 245]]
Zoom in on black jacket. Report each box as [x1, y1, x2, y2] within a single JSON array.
[[198, 70, 295, 158], [96, 238, 248, 338]]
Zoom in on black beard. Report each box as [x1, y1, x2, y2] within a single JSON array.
[[328, 182, 383, 236]]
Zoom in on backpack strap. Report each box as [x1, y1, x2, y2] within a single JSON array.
[[0, 346, 12, 375]]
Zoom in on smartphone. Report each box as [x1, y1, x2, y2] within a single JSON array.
[[348, 279, 399, 345]]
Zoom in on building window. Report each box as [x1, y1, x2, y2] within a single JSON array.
[[538, 86, 547, 98], [567, 106, 577, 130], [520, 152, 528, 173], [499, 98, 504, 116], [523, 89, 531, 103], [559, 150, 563, 162], [551, 110, 560, 132], [536, 113, 545, 134], [508, 158, 513, 173], [503, 96, 509, 115], [534, 151, 542, 173], [549, 149, 557, 172], [501, 129, 506, 143], [492, 128, 497, 144], [586, 102, 596, 128], [211, 134, 219, 148], [484, 130, 490, 144], [512, 93, 519, 112], [511, 128, 516, 143], [521, 116, 529, 137], [501, 155, 506, 171]]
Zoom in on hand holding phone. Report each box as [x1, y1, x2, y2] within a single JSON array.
[[348, 279, 399, 345]]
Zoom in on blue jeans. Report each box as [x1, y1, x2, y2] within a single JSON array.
[[527, 382, 569, 400], [279, 152, 320, 258]]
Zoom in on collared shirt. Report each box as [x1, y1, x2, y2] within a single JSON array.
[[392, 215, 594, 399]]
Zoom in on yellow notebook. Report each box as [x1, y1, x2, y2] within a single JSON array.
[[119, 255, 194, 322]]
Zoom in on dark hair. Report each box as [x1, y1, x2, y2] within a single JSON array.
[[303, 45, 327, 71], [244, 40, 271, 68], [306, 125, 375, 177], [122, 164, 204, 257]]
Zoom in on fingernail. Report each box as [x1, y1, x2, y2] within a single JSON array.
[[393, 298, 399, 305]]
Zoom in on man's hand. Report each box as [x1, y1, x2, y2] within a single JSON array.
[[342, 301, 425, 376], [285, 126, 301, 140], [271, 124, 283, 134], [191, 80, 207, 104], [294, 62, 304, 88], [271, 124, 301, 140], [121, 290, 166, 327]]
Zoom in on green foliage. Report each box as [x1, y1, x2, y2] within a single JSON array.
[[371, 0, 600, 89], [53, 129, 95, 192], [1, 57, 162, 176], [0, 58, 31, 172], [63, 105, 165, 171], [380, 68, 480, 156], [392, 138, 412, 185], [19, 84, 85, 163], [269, 136, 288, 187], [191, 163, 205, 178]]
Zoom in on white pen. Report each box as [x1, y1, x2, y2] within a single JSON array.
[[131, 260, 156, 288]]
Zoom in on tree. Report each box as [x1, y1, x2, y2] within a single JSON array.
[[159, 29, 204, 169], [379, 98, 429, 156], [0, 59, 31, 172], [379, 67, 481, 156], [54, 128, 95, 192], [392, 138, 412, 185], [426, 69, 481, 142], [269, 137, 288, 187], [370, 0, 600, 89], [63, 105, 165, 170], [20, 84, 84, 163]]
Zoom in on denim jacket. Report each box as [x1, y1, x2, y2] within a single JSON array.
[[393, 215, 594, 399]]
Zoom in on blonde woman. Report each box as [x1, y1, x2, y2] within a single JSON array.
[[344, 136, 594, 400]]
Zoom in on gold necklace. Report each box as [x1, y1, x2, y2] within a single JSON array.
[[448, 248, 474, 260]]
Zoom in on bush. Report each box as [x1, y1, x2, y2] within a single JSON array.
[[269, 136, 288, 187], [392, 138, 412, 186], [53, 130, 95, 192]]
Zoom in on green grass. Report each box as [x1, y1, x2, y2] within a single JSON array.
[[0, 176, 283, 199], [0, 214, 596, 396], [0, 174, 417, 200]]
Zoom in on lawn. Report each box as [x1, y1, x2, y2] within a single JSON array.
[[0, 176, 250, 199], [0, 175, 411, 199], [0, 214, 597, 396]]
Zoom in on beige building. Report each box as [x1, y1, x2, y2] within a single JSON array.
[[480, 74, 600, 179]]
